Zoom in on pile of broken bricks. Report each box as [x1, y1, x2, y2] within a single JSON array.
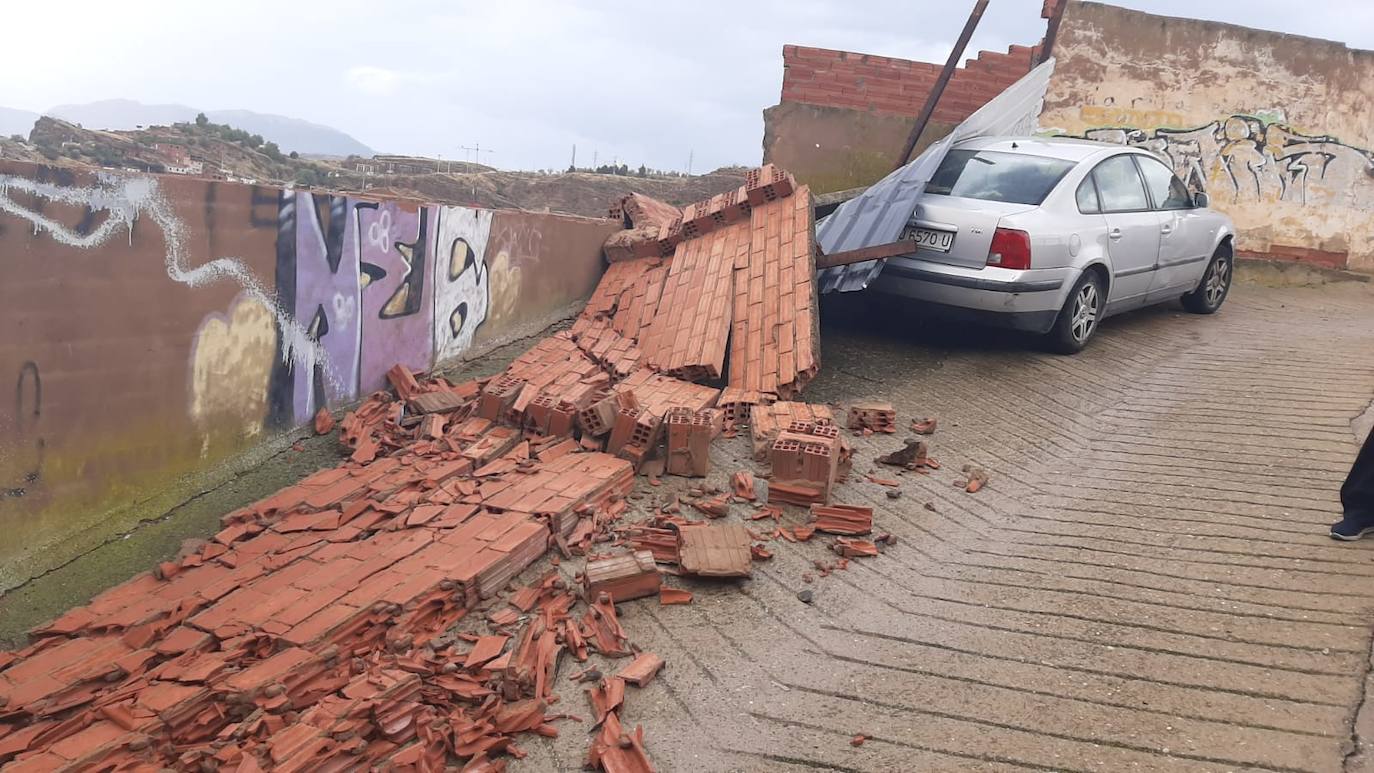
[[0, 170, 985, 771]]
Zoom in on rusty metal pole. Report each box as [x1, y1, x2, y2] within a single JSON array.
[[1037, 0, 1067, 66], [894, 0, 990, 170]]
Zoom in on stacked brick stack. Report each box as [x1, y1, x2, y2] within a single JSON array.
[[583, 551, 661, 602], [847, 402, 897, 433], [725, 172, 818, 401], [589, 165, 819, 410], [768, 420, 846, 505], [637, 212, 744, 380], [664, 407, 721, 477], [749, 401, 837, 460], [569, 316, 643, 379], [607, 261, 670, 340]]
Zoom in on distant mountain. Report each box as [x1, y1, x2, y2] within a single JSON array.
[[204, 109, 372, 158], [47, 99, 196, 130], [43, 99, 373, 157], [0, 106, 40, 138]]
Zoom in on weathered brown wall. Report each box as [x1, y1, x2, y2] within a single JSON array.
[[0, 160, 617, 592], [762, 101, 957, 196], [1042, 1, 1374, 273]]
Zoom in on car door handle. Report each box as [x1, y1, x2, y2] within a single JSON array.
[[1108, 228, 1123, 241], [1160, 224, 1173, 235]]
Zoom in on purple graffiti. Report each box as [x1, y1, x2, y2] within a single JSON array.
[[357, 202, 436, 394], [290, 192, 363, 422]]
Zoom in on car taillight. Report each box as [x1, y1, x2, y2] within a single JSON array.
[[987, 228, 1031, 270]]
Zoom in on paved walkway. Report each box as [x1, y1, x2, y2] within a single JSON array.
[[563, 278, 1374, 772]]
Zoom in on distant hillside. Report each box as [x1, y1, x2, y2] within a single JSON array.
[[0, 106, 40, 138], [44, 99, 373, 157]]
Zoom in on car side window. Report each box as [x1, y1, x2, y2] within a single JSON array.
[[1090, 155, 1150, 213], [1075, 177, 1101, 214], [1135, 155, 1192, 210]]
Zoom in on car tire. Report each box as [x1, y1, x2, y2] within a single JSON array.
[[1047, 270, 1105, 355], [1181, 243, 1233, 314]]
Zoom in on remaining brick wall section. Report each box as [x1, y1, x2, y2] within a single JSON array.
[[779, 43, 1041, 122]]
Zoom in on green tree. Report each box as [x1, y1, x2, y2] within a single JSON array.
[[289, 150, 299, 160], [195, 112, 209, 127]]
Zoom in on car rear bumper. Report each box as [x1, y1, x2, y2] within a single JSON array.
[[873, 256, 1070, 334]]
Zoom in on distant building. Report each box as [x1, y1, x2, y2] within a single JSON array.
[[152, 143, 204, 175]]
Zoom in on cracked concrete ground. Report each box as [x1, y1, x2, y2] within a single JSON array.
[[584, 276, 1374, 772], [3, 272, 1372, 771]]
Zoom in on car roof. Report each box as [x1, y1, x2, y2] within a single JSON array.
[[950, 135, 1129, 162]]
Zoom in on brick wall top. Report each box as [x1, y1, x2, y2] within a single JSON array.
[[779, 42, 1041, 122]]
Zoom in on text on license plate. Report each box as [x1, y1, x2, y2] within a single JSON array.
[[909, 227, 955, 253]]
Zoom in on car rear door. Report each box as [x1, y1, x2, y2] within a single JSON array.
[[1134, 155, 1215, 301], [1090, 154, 1161, 309]]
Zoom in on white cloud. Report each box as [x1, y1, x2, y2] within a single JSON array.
[[345, 67, 408, 97], [1, 0, 1370, 171]]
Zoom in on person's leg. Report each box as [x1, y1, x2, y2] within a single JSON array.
[[1332, 431, 1374, 540]]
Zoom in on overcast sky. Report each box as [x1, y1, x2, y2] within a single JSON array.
[[4, 0, 1371, 172]]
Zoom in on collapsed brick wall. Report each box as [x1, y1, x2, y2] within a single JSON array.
[[0, 159, 617, 597], [1042, 1, 1374, 274], [0, 169, 822, 772]]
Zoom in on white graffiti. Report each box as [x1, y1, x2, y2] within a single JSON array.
[[0, 173, 327, 380], [366, 206, 393, 254], [432, 206, 492, 363], [331, 291, 357, 327]]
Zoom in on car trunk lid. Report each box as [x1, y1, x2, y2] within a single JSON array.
[[903, 197, 1038, 269]]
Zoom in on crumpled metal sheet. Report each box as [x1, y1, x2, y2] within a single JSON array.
[[816, 58, 1057, 294]]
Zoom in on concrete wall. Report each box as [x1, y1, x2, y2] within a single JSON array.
[[0, 160, 616, 593], [763, 38, 1047, 195], [1041, 1, 1374, 273]]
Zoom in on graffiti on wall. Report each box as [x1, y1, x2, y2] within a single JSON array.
[[2, 362, 43, 499], [0, 172, 497, 447], [434, 207, 493, 363], [189, 294, 276, 455], [1069, 113, 1374, 209], [268, 194, 496, 426]]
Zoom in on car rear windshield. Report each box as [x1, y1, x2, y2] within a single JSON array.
[[924, 149, 1076, 205]]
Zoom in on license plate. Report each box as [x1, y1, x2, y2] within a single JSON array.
[[904, 226, 955, 253]]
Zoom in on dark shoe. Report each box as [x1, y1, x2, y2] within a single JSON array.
[[1331, 512, 1374, 541]]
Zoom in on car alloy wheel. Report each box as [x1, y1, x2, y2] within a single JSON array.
[[1204, 255, 1230, 306], [1183, 245, 1232, 315], [1070, 282, 1099, 344]]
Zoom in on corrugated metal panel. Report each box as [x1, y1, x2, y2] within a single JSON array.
[[816, 58, 1057, 294]]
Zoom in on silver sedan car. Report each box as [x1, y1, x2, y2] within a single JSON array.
[[875, 136, 1236, 353]]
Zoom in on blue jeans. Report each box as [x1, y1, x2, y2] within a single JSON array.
[[1344, 431, 1374, 520]]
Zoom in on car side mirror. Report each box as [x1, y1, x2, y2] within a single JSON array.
[[1192, 191, 1209, 209]]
